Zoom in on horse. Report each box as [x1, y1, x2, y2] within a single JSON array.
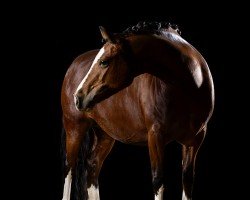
[[61, 22, 214, 200]]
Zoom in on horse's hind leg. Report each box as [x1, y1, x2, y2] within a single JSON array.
[[148, 124, 166, 200], [182, 127, 206, 200], [86, 127, 115, 200], [62, 118, 91, 200]]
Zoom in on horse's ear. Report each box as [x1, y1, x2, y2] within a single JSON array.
[[99, 26, 115, 43]]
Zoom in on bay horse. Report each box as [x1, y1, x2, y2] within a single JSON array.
[[61, 22, 214, 200]]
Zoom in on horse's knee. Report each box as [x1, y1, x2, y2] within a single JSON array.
[[87, 157, 98, 180]]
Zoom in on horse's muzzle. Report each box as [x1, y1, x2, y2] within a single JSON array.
[[74, 94, 90, 111], [74, 95, 83, 110], [74, 85, 109, 111]]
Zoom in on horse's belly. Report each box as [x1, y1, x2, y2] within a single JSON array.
[[101, 123, 148, 144]]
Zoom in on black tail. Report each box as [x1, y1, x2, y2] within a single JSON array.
[[61, 127, 94, 200]]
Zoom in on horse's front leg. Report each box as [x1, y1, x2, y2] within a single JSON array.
[[86, 127, 115, 200], [62, 117, 91, 200], [148, 124, 166, 200]]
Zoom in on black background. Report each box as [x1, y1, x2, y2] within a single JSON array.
[[5, 2, 247, 200]]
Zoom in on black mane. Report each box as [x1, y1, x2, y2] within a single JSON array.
[[122, 21, 181, 36]]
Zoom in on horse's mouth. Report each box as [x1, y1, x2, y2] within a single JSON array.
[[75, 96, 94, 112], [75, 85, 109, 111]]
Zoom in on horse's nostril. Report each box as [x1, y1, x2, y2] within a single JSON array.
[[75, 96, 79, 106]]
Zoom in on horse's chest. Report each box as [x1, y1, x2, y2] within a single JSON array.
[[90, 103, 148, 143]]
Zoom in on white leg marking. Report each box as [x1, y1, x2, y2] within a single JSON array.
[[182, 190, 188, 200], [75, 47, 105, 94], [87, 184, 100, 200], [62, 170, 72, 200], [154, 185, 164, 200]]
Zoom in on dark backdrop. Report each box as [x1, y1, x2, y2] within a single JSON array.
[[6, 2, 246, 200], [49, 15, 223, 200]]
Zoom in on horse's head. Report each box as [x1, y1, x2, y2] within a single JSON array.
[[74, 27, 132, 111]]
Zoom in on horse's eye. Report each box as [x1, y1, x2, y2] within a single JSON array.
[[99, 60, 109, 68]]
